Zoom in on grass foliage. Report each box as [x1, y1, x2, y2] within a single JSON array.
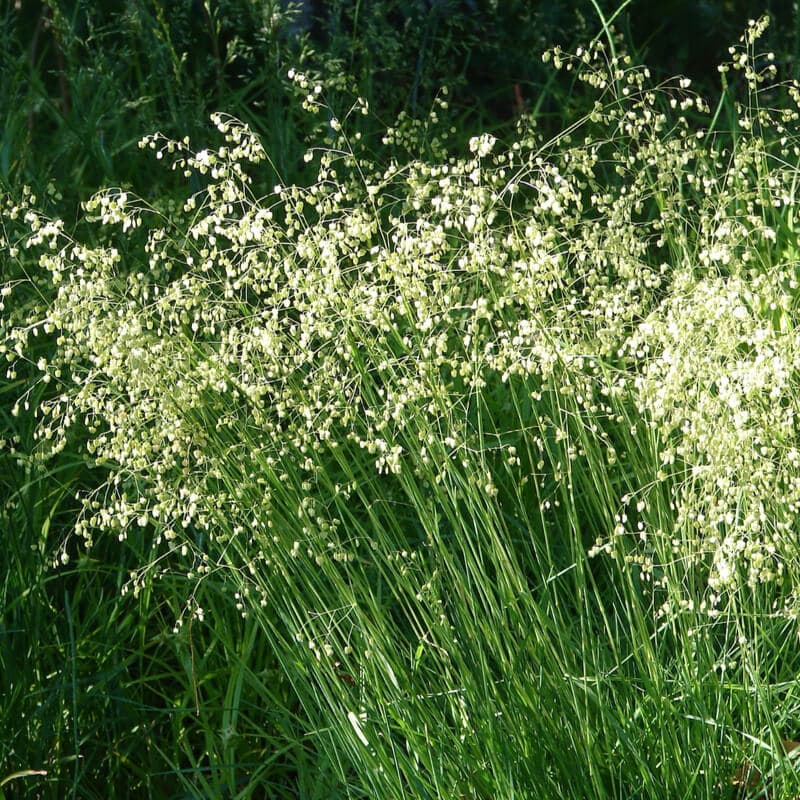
[[6, 4, 800, 799]]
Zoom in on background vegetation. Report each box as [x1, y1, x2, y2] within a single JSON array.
[[5, 2, 800, 798]]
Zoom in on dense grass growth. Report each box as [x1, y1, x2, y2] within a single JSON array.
[[7, 5, 800, 799]]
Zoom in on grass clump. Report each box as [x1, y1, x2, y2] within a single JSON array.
[[7, 13, 800, 799]]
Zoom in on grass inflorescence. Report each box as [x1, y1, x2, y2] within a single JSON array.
[[7, 8, 800, 799]]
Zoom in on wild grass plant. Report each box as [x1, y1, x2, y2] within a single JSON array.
[[8, 11, 800, 799]]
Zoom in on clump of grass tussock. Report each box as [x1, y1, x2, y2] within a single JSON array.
[[7, 15, 800, 798]]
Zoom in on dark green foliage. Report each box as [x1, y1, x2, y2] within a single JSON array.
[[5, 1, 796, 204]]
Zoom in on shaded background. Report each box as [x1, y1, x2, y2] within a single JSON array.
[[2, 0, 798, 201]]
